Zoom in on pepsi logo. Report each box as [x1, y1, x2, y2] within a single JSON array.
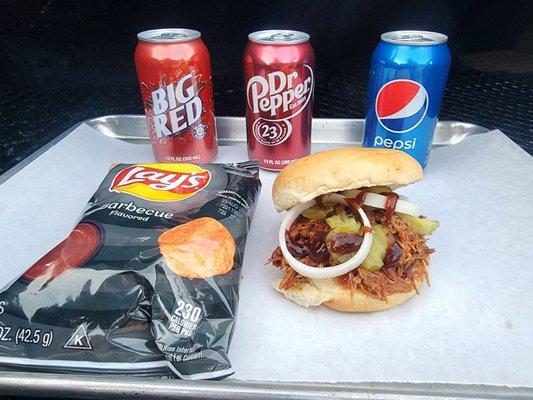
[[375, 79, 428, 133]]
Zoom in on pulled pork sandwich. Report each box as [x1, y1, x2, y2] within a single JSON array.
[[269, 147, 438, 312]]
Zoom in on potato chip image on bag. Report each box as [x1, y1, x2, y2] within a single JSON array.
[[158, 217, 236, 279]]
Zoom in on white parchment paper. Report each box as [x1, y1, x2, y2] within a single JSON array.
[[0, 124, 532, 386]]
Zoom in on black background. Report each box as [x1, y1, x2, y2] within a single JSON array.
[[1, 0, 532, 175], [4, 0, 531, 85]]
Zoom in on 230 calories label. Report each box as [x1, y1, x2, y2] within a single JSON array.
[[0, 301, 54, 348], [169, 299, 202, 337]]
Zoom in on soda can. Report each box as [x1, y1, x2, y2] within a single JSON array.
[[243, 30, 315, 171], [134, 29, 217, 163], [362, 30, 451, 167]]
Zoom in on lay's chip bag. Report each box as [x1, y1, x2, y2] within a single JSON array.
[[0, 161, 261, 379]]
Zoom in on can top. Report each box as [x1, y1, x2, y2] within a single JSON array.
[[248, 30, 310, 45], [381, 30, 448, 46], [137, 28, 201, 43]]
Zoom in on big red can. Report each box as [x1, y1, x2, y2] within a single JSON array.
[[135, 29, 217, 163], [243, 30, 315, 170]]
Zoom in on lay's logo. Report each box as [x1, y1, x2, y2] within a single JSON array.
[[109, 164, 211, 202]]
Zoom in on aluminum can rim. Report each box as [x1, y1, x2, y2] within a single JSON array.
[[381, 30, 448, 46], [248, 30, 310, 45], [137, 28, 201, 43]]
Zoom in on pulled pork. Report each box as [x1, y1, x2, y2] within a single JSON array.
[[268, 209, 434, 301]]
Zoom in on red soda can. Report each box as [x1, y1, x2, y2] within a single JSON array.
[[243, 30, 315, 170], [134, 29, 217, 163]]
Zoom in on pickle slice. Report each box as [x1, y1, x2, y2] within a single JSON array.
[[302, 205, 334, 220], [360, 224, 388, 271], [326, 214, 362, 233], [326, 223, 388, 271], [400, 214, 439, 236], [334, 219, 362, 234], [326, 213, 343, 228]]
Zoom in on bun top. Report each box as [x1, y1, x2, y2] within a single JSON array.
[[272, 147, 423, 211]]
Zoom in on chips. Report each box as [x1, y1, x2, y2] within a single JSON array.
[[158, 217, 236, 279], [0, 162, 261, 379]]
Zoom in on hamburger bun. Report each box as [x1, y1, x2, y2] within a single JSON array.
[[272, 147, 423, 211], [158, 217, 235, 279], [274, 276, 423, 312]]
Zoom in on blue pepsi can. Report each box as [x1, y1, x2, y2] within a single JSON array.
[[362, 31, 451, 167]]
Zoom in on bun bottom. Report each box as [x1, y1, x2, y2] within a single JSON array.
[[274, 276, 421, 312]]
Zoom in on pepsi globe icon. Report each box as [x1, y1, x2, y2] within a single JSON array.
[[375, 80, 428, 134], [363, 31, 451, 168]]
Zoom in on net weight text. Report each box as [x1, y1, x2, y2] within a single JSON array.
[[10, 326, 54, 348]]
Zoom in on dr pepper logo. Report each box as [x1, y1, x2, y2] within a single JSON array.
[[110, 164, 211, 202], [246, 66, 313, 118], [246, 65, 314, 146]]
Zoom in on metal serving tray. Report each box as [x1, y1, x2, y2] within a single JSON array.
[[82, 115, 487, 145], [0, 116, 488, 185], [2, 116, 530, 400]]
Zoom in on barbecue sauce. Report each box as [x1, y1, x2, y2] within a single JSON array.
[[285, 230, 308, 258], [345, 191, 368, 215], [315, 194, 329, 209], [362, 226, 373, 234], [285, 229, 330, 263], [384, 242, 403, 268], [308, 238, 330, 263], [330, 232, 363, 254], [383, 192, 399, 222]]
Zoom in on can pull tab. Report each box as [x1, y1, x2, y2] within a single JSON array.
[[271, 33, 294, 41], [394, 33, 435, 43], [381, 30, 448, 45], [397, 34, 425, 42], [157, 32, 187, 40]]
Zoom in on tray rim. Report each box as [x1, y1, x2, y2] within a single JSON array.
[[0, 371, 532, 400], [3, 115, 522, 400], [0, 114, 489, 186]]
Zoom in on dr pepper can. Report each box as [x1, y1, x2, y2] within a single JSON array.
[[134, 29, 217, 163], [243, 30, 315, 170]]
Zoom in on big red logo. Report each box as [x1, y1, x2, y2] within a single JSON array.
[[110, 164, 211, 202], [150, 73, 204, 139]]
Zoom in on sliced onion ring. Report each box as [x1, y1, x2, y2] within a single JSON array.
[[341, 189, 420, 216], [278, 198, 373, 279]]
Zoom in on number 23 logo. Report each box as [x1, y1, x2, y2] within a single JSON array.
[[259, 124, 278, 139]]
